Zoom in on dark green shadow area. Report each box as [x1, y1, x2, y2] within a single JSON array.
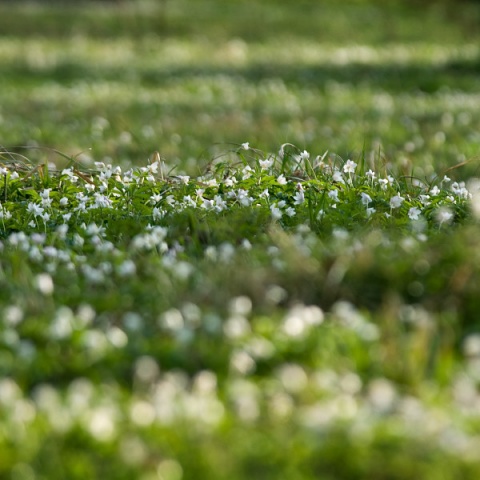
[[2, 57, 480, 94]]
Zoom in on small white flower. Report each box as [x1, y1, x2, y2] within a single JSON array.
[[285, 207, 296, 217], [270, 204, 282, 220], [378, 178, 389, 190], [183, 195, 197, 207], [430, 185, 440, 196], [117, 260, 136, 277], [259, 158, 274, 171], [328, 189, 339, 203], [435, 207, 454, 225], [332, 171, 345, 184], [366, 207, 376, 218], [419, 195, 431, 206], [40, 188, 51, 199], [259, 188, 270, 198], [390, 194, 404, 209], [343, 160, 357, 174], [214, 195, 227, 212], [27, 203, 44, 217], [36, 273, 54, 295], [153, 207, 164, 220], [177, 175, 190, 185], [299, 150, 310, 161], [360, 192, 372, 206], [242, 165, 253, 180], [277, 174, 287, 185], [294, 185, 305, 205], [366, 169, 376, 180], [408, 207, 421, 220], [242, 142, 250, 150]]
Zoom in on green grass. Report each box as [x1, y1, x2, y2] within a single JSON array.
[[2, 0, 480, 478], [1, 0, 480, 175]]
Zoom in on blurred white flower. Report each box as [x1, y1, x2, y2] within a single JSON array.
[[343, 159, 357, 173], [390, 193, 404, 209], [277, 174, 287, 185], [435, 206, 454, 225], [408, 207, 421, 220]]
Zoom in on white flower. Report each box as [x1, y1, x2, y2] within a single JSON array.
[[183, 195, 197, 208], [390, 194, 404, 209], [360, 192, 372, 206], [294, 184, 305, 205], [177, 175, 190, 184], [408, 207, 421, 220], [259, 188, 270, 198], [285, 207, 296, 217], [40, 188, 51, 199], [242, 142, 250, 150], [237, 189, 253, 206], [153, 207, 164, 220], [214, 195, 227, 212], [259, 158, 274, 171], [430, 185, 440, 196], [117, 260, 136, 277], [299, 150, 310, 161], [343, 160, 357, 174], [242, 165, 253, 180], [419, 195, 431, 206], [366, 169, 376, 180], [27, 202, 44, 217], [270, 204, 282, 220], [328, 189, 339, 203], [378, 178, 389, 190], [36, 273, 54, 295], [366, 207, 376, 218], [224, 177, 237, 187], [332, 171, 345, 184], [277, 174, 287, 185], [435, 207, 454, 225]]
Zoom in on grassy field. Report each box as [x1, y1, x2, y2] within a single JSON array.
[[2, 0, 480, 478]]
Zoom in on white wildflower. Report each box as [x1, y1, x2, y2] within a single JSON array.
[[390, 194, 404, 209], [343, 159, 357, 174], [408, 207, 421, 220], [277, 174, 287, 185]]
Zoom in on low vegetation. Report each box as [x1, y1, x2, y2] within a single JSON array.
[[1, 144, 480, 478], [2, 0, 480, 477]]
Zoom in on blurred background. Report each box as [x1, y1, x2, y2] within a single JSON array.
[[1, 0, 480, 177]]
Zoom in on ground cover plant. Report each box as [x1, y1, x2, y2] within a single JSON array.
[[1, 143, 480, 479], [2, 0, 480, 478]]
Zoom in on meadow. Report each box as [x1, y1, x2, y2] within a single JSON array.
[[1, 0, 480, 478]]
